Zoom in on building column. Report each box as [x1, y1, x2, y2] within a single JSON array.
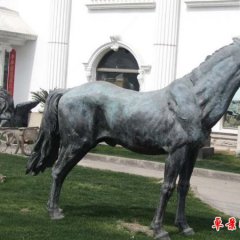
[[0, 44, 12, 89], [153, 0, 181, 89], [47, 0, 72, 90]]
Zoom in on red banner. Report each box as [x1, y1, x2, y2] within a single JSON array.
[[7, 49, 16, 96]]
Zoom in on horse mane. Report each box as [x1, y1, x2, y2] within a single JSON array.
[[189, 38, 240, 85], [233, 37, 240, 46]]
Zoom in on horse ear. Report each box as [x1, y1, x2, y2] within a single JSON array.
[[233, 37, 240, 46]]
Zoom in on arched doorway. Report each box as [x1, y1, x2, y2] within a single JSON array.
[[96, 48, 140, 91]]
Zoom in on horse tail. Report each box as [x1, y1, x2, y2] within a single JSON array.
[[26, 89, 66, 175]]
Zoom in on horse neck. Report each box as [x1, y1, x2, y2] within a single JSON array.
[[188, 41, 240, 129]]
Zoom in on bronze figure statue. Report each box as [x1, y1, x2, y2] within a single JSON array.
[[0, 88, 14, 126], [0, 88, 39, 127], [27, 38, 240, 240]]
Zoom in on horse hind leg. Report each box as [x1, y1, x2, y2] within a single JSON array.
[[47, 141, 92, 220]]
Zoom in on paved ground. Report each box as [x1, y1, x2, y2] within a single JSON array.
[[79, 153, 240, 218]]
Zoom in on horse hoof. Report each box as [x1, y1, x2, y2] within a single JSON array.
[[182, 227, 195, 236], [48, 209, 65, 220], [154, 231, 171, 240], [150, 222, 154, 230]]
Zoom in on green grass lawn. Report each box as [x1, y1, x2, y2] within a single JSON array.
[[91, 144, 240, 174], [0, 153, 239, 239]]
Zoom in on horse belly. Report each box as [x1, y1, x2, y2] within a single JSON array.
[[106, 112, 178, 154]]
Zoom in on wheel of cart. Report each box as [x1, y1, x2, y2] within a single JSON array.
[[19, 127, 39, 156], [0, 129, 20, 154]]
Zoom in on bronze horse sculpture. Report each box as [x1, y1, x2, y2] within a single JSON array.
[[27, 38, 240, 240]]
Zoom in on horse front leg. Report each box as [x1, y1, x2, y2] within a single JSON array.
[[174, 146, 199, 236], [152, 182, 176, 240], [152, 147, 187, 240], [47, 145, 87, 220]]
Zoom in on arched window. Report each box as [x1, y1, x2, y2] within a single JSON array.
[[96, 48, 140, 91]]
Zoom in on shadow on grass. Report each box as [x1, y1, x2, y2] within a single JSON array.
[[65, 204, 155, 219], [64, 204, 213, 230], [54, 204, 236, 240]]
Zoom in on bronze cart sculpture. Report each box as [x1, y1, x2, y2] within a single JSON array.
[[0, 88, 39, 155]]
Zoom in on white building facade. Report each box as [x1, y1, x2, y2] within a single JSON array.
[[0, 0, 240, 150]]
